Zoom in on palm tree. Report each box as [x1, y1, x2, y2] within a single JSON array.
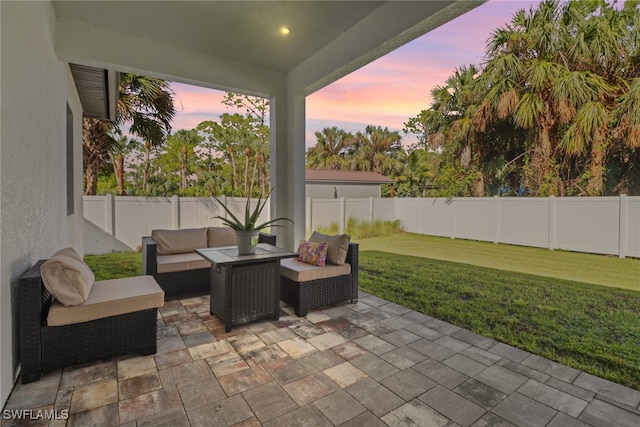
[[395, 149, 438, 197], [478, 0, 568, 195], [117, 74, 175, 192], [403, 0, 640, 196], [438, 66, 487, 195], [83, 118, 114, 195], [107, 135, 138, 195], [83, 73, 175, 195], [477, 0, 638, 196], [198, 113, 258, 197], [162, 129, 202, 191], [413, 65, 487, 195], [546, 1, 617, 195], [564, 0, 640, 195], [306, 127, 354, 170], [222, 92, 271, 196], [352, 125, 406, 176], [614, 79, 640, 152]]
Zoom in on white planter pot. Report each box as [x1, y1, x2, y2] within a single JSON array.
[[235, 230, 260, 255]]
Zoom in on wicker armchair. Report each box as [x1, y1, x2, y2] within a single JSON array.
[[280, 242, 359, 316], [16, 261, 160, 384]]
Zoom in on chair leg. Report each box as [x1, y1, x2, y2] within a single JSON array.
[[141, 346, 157, 356], [21, 370, 42, 385]]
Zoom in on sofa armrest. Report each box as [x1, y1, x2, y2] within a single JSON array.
[[17, 260, 50, 383], [346, 242, 359, 283], [141, 236, 158, 275], [258, 232, 276, 246]]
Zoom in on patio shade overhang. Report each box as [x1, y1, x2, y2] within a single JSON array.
[[52, 1, 484, 95], [51, 0, 484, 247]]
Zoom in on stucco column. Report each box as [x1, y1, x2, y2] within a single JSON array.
[[270, 91, 305, 251]]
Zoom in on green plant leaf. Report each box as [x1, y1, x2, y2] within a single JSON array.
[[212, 190, 292, 231]]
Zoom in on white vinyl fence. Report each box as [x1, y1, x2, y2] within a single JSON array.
[[83, 195, 270, 254], [84, 195, 640, 258]]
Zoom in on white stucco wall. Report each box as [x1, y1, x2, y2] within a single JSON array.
[[306, 183, 382, 199], [65, 68, 85, 256], [0, 1, 84, 407]]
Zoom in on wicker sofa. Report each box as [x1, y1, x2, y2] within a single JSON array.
[[280, 233, 359, 317], [17, 253, 164, 384], [142, 227, 275, 298]]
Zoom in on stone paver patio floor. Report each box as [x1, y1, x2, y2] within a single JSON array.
[[3, 291, 640, 426]]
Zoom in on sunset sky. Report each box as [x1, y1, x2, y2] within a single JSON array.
[[169, 0, 542, 148]]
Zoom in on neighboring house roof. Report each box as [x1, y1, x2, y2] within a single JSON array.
[[306, 169, 393, 184]]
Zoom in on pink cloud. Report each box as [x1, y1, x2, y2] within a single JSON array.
[[169, 82, 238, 131], [167, 0, 543, 148], [305, 0, 542, 146]]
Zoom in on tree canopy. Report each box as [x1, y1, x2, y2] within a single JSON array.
[[406, 0, 640, 196], [94, 93, 271, 197], [83, 73, 175, 195], [86, 0, 640, 198]]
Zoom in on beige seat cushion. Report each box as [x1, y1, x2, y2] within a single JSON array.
[[280, 258, 351, 283], [152, 228, 207, 255], [40, 247, 95, 307], [47, 275, 165, 326], [309, 231, 350, 265], [208, 227, 236, 247], [157, 253, 211, 274]]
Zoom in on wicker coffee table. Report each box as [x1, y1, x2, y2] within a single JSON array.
[[196, 243, 296, 332]]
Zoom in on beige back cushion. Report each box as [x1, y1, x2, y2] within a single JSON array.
[[207, 227, 236, 247], [309, 231, 351, 265], [40, 247, 95, 307], [152, 228, 208, 255]]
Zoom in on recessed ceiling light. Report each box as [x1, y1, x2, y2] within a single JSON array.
[[280, 26, 291, 36]]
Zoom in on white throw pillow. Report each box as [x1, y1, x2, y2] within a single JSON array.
[[40, 247, 95, 307]]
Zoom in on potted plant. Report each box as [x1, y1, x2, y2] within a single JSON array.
[[214, 191, 292, 255]]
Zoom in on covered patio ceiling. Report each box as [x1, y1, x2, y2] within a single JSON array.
[[52, 0, 484, 247], [53, 0, 483, 97]]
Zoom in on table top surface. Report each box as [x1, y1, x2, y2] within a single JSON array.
[[196, 243, 296, 266]]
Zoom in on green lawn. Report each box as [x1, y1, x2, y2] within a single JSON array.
[[358, 232, 640, 292], [84, 251, 141, 281], [84, 234, 640, 389], [358, 251, 640, 390]]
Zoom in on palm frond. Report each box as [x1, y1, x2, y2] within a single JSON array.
[[514, 93, 545, 129]]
